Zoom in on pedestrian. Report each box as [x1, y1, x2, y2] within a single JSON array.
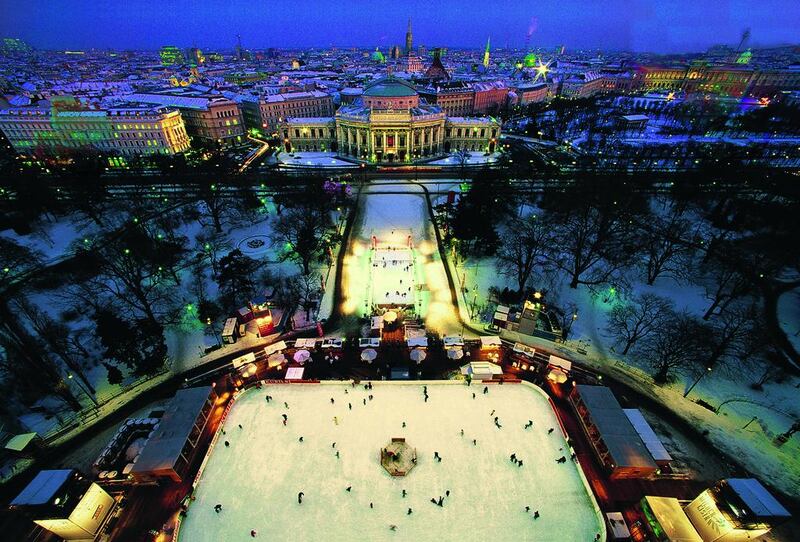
[[298, 492, 304, 504], [224, 441, 230, 447]]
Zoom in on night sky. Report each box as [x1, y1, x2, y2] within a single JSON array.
[[1, 0, 798, 53]]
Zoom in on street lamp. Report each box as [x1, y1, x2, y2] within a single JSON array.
[[684, 367, 712, 398]]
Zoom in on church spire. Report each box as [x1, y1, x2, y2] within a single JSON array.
[[405, 18, 413, 54], [483, 36, 491, 68]]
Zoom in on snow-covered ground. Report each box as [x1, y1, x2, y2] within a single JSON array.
[[180, 382, 604, 542], [777, 288, 800, 352], [1, 213, 100, 262], [428, 151, 500, 166], [276, 151, 358, 168]]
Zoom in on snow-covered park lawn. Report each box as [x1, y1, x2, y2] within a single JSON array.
[[180, 382, 604, 542]]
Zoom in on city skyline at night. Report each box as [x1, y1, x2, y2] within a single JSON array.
[[1, 0, 799, 52]]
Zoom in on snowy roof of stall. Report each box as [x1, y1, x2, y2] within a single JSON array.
[[11, 469, 73, 506], [4, 432, 38, 451], [575, 385, 658, 470], [622, 409, 672, 463], [131, 387, 212, 476], [643, 496, 702, 542], [725, 478, 791, 519]]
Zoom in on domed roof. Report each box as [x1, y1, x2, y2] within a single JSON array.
[[363, 77, 418, 98], [371, 48, 386, 63], [523, 52, 537, 68]]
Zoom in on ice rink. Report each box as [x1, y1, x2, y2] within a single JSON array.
[[371, 248, 416, 307], [179, 382, 605, 542]]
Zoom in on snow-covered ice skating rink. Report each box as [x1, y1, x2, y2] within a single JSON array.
[[179, 382, 605, 541]]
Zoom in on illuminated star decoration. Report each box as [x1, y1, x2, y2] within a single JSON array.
[[532, 58, 552, 83]]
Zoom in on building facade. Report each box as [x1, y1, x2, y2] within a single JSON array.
[[282, 77, 499, 163], [0, 103, 190, 157], [242, 90, 334, 134], [125, 91, 244, 145]]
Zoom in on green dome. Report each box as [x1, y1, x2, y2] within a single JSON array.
[[363, 77, 418, 98], [523, 52, 537, 68], [371, 48, 386, 63]]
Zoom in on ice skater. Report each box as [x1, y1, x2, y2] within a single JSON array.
[[214, 504, 222, 513], [518, 460, 523, 467], [332, 442, 336, 448], [490, 410, 495, 416], [525, 506, 530, 513], [336, 451, 340, 459], [407, 507, 412, 515], [224, 441, 230, 447], [556, 456, 567, 463], [238, 424, 242, 429], [333, 416, 339, 425], [510, 453, 517, 462], [348, 403, 352, 410], [251, 529, 258, 537], [370, 502, 374, 509], [330, 397, 335, 404], [284, 402, 289, 409], [437, 496, 444, 507], [434, 451, 441, 462], [402, 421, 406, 428], [445, 490, 450, 497], [298, 492, 304, 504], [346, 486, 352, 492], [473, 439, 477, 446], [483, 386, 488, 394], [460, 429, 464, 437], [525, 420, 533, 429], [390, 525, 397, 531], [548, 427, 554, 434], [402, 489, 407, 498], [533, 510, 540, 519], [299, 436, 304, 442]]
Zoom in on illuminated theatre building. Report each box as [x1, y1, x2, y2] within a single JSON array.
[[282, 77, 500, 163]]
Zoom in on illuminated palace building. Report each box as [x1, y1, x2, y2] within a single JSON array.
[[283, 77, 500, 162], [0, 97, 191, 157]]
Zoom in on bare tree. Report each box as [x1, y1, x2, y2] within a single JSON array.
[[607, 293, 674, 355], [496, 214, 550, 295], [634, 310, 700, 383], [271, 206, 338, 276], [547, 203, 637, 289], [640, 198, 698, 285]]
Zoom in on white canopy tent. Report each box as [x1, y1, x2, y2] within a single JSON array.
[[460, 361, 502, 381]]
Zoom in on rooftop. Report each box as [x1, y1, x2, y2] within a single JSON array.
[[11, 469, 73, 506], [363, 76, 418, 98]]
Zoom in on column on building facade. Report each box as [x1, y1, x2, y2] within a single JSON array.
[[406, 129, 412, 161]]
